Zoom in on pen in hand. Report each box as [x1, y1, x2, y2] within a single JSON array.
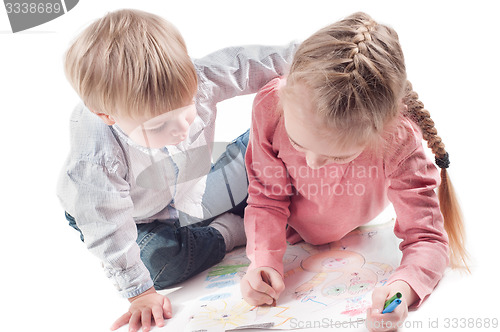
[[382, 292, 402, 314]]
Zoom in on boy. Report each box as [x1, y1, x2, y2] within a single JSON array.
[[56, 9, 296, 332]]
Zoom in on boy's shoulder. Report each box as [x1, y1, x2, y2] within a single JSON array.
[[67, 103, 125, 165]]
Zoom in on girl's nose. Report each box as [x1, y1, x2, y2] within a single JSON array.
[[305, 152, 327, 169]]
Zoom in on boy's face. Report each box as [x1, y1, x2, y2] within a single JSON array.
[[113, 102, 197, 148]]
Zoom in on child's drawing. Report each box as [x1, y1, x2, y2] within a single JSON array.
[[185, 220, 401, 331]]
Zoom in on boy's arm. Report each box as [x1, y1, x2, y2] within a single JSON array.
[[195, 42, 298, 104], [58, 158, 153, 298]]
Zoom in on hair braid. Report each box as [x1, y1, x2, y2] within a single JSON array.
[[403, 80, 469, 271], [403, 80, 447, 159]]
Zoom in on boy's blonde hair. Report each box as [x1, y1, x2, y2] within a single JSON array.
[[284, 12, 469, 271], [64, 9, 197, 119]]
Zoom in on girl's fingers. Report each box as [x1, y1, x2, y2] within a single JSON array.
[[366, 307, 406, 332], [249, 277, 273, 295], [249, 272, 276, 298], [371, 287, 391, 312], [268, 271, 285, 294], [248, 291, 275, 306], [241, 279, 274, 306]]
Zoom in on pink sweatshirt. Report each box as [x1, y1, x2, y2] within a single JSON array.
[[244, 78, 449, 306]]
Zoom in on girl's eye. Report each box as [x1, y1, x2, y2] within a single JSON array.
[[289, 139, 303, 150]]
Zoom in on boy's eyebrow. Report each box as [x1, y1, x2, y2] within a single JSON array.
[[287, 134, 355, 159]]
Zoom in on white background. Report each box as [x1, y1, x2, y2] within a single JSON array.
[[1, 1, 499, 331]]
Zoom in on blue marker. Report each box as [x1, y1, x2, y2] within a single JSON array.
[[382, 298, 402, 314]]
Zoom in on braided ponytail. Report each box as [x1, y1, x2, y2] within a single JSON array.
[[403, 81, 470, 271], [285, 12, 469, 271]]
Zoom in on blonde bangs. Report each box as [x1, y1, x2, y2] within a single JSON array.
[[281, 78, 384, 153], [64, 9, 197, 118]]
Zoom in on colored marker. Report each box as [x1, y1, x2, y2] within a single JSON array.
[[383, 292, 402, 310], [260, 271, 276, 307], [382, 298, 402, 314]]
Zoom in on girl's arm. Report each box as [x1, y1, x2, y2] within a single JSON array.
[[244, 78, 292, 276], [384, 117, 449, 308]]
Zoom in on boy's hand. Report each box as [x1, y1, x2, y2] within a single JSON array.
[[241, 267, 285, 306], [110, 287, 172, 332], [365, 280, 417, 332]]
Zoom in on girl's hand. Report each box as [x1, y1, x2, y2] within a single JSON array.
[[366, 280, 418, 332], [110, 287, 172, 332], [241, 267, 285, 306]]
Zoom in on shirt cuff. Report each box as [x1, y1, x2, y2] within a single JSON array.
[[121, 279, 155, 299], [104, 263, 155, 298], [386, 265, 442, 309], [248, 251, 285, 277]]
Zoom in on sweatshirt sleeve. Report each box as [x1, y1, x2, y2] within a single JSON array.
[[195, 42, 298, 104], [244, 78, 292, 276], [384, 117, 450, 308]]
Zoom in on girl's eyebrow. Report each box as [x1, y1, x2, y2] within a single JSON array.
[[287, 134, 355, 159]]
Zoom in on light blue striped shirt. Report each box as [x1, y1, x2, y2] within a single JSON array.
[[56, 43, 297, 297]]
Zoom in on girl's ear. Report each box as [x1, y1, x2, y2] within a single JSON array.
[[92, 111, 116, 125]]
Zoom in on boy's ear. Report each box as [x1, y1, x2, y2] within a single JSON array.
[[92, 111, 116, 125]]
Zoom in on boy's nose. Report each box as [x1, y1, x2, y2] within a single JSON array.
[[305, 152, 327, 169], [171, 119, 190, 137]]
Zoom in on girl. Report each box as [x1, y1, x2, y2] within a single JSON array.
[[241, 12, 468, 331]]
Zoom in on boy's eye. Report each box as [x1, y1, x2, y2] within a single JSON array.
[[147, 122, 168, 133]]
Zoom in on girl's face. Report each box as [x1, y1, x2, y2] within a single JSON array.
[[282, 85, 365, 169], [114, 102, 197, 148]]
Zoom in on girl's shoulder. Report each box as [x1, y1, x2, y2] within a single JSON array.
[[251, 77, 286, 146], [379, 113, 426, 173], [252, 77, 285, 122], [382, 114, 423, 146]]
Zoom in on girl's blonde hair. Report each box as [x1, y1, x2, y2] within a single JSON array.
[[285, 12, 469, 270], [64, 9, 197, 119]]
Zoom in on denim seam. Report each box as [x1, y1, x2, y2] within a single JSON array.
[[180, 229, 196, 282], [137, 224, 162, 249]]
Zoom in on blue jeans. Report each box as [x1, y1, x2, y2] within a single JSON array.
[[178, 129, 250, 224], [66, 130, 249, 289]]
